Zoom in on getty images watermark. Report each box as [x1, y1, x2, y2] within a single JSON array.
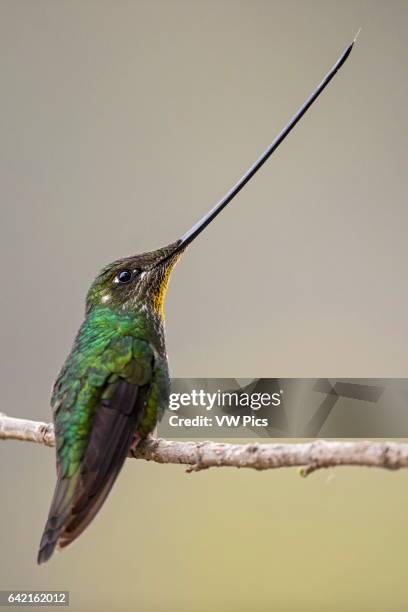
[[157, 378, 408, 439], [167, 389, 282, 428]]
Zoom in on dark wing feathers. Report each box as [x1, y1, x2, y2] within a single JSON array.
[[37, 341, 153, 565], [58, 381, 149, 548], [61, 382, 144, 526]]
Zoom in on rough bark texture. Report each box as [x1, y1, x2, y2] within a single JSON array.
[[1, 413, 408, 476]]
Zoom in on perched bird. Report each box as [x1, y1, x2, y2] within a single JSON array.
[[37, 35, 357, 564]]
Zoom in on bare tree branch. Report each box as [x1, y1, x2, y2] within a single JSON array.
[[1, 413, 408, 476]]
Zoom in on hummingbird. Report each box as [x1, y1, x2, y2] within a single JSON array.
[[37, 35, 357, 564]]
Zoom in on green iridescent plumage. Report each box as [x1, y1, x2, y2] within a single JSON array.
[[53, 308, 156, 478]]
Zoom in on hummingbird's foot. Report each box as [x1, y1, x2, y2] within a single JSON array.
[[129, 434, 141, 457], [129, 432, 157, 457]]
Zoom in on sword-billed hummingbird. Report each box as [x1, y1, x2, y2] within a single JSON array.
[[38, 36, 357, 563]]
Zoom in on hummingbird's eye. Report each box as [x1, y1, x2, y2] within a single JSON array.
[[115, 269, 133, 284]]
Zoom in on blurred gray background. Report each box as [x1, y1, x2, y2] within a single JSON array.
[[0, 1, 407, 610]]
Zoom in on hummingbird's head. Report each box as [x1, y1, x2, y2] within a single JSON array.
[[85, 184, 232, 318], [86, 241, 184, 317]]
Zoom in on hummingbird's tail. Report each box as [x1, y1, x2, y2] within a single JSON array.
[[38, 379, 145, 564], [37, 457, 124, 564], [37, 475, 80, 564]]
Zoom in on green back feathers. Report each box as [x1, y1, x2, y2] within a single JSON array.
[[52, 308, 154, 478]]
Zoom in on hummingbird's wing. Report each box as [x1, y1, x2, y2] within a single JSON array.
[[37, 336, 154, 564]]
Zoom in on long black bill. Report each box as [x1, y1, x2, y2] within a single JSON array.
[[175, 32, 359, 253]]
